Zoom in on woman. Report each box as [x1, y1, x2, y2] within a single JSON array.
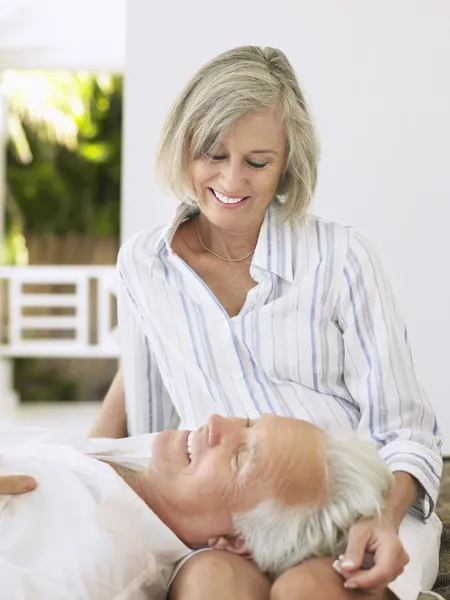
[[17, 46, 446, 599]]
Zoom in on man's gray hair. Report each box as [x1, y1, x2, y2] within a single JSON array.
[[233, 434, 394, 579]]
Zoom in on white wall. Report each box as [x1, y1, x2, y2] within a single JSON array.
[[0, 0, 126, 71], [123, 0, 450, 451]]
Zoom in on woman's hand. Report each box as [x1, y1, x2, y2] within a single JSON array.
[[0, 474, 37, 495], [333, 516, 409, 594]]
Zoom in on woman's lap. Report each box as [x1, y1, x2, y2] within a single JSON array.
[[168, 514, 442, 600], [169, 551, 394, 600], [387, 512, 442, 600], [168, 550, 271, 600]]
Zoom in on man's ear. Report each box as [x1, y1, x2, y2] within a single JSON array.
[[207, 535, 252, 558]]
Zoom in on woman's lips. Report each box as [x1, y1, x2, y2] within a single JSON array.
[[208, 188, 250, 208]]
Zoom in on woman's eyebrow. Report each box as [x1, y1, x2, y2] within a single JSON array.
[[249, 149, 278, 155], [214, 148, 279, 156]]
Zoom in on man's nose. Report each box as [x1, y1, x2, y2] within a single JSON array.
[[207, 414, 240, 447]]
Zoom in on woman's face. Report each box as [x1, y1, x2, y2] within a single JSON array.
[[190, 109, 287, 232]]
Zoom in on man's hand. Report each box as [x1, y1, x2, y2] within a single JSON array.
[[0, 474, 37, 495], [333, 516, 409, 594]]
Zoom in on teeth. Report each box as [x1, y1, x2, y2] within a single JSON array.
[[213, 189, 245, 204], [187, 431, 194, 462]]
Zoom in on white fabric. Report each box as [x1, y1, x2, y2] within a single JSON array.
[[0, 430, 190, 600], [388, 512, 442, 600], [117, 202, 442, 522]]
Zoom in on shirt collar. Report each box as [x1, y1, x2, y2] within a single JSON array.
[[150, 204, 197, 272], [150, 201, 293, 283], [252, 202, 294, 283]]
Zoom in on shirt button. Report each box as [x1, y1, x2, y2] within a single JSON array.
[[236, 371, 244, 379], [253, 268, 260, 277]]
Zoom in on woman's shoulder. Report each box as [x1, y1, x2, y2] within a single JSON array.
[[292, 213, 352, 251], [294, 214, 384, 274], [296, 213, 376, 249], [117, 224, 166, 267], [120, 224, 166, 253], [288, 214, 382, 280]]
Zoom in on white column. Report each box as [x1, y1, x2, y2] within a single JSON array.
[[0, 358, 19, 409], [0, 87, 7, 258], [0, 88, 18, 409]]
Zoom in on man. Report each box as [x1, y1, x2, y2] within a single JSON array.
[[0, 415, 393, 599]]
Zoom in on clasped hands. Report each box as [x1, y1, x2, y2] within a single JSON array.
[[333, 515, 409, 594]]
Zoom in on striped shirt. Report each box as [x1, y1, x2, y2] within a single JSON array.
[[117, 202, 442, 522]]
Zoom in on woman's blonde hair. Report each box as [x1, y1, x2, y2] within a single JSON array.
[[156, 46, 320, 222]]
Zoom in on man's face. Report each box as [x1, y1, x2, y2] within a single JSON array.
[[144, 415, 326, 546]]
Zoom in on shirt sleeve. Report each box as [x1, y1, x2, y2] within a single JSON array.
[[337, 228, 443, 521], [116, 236, 179, 435]]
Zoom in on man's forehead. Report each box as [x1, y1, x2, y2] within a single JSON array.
[[257, 413, 319, 432], [248, 416, 326, 479]]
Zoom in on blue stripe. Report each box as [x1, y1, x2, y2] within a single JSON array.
[[248, 295, 290, 416], [148, 324, 177, 428], [352, 241, 406, 433], [348, 249, 388, 435], [363, 247, 405, 431], [119, 269, 175, 431], [161, 259, 193, 426], [175, 269, 218, 412], [144, 336, 153, 432], [344, 266, 384, 445], [310, 221, 323, 392], [276, 219, 285, 278], [324, 227, 357, 427], [239, 316, 264, 413], [280, 224, 286, 279], [383, 451, 441, 482], [433, 417, 439, 436], [193, 302, 235, 415], [155, 358, 164, 431], [227, 320, 260, 413], [128, 243, 177, 431]]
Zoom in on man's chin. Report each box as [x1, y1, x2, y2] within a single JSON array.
[[151, 430, 191, 470]]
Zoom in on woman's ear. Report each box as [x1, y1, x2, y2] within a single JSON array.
[[207, 535, 252, 558]]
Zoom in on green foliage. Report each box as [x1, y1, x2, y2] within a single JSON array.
[[4, 72, 122, 237], [14, 358, 79, 402]]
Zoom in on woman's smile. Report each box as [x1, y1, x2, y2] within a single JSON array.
[[208, 188, 251, 209]]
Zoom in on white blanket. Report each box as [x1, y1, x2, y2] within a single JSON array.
[[0, 428, 191, 600]]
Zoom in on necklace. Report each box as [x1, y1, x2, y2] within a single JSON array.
[[195, 216, 256, 263]]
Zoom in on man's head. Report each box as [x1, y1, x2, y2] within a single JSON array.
[[142, 415, 394, 577], [144, 415, 326, 545]]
